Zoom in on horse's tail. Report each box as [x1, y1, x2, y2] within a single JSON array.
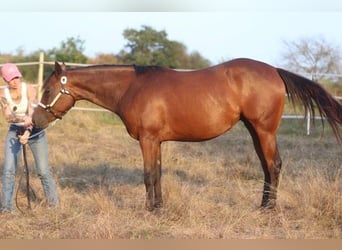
[[277, 68, 342, 145]]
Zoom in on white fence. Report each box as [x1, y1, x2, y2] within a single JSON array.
[[1, 52, 342, 135]]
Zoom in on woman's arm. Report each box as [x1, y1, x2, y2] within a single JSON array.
[[27, 84, 37, 117], [19, 84, 37, 144], [0, 90, 24, 123], [23, 84, 37, 128]]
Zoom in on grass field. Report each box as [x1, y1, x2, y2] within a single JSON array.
[[0, 106, 341, 239]]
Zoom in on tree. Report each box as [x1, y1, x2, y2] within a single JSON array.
[[47, 36, 88, 64], [1, 37, 88, 84], [118, 25, 210, 69], [280, 36, 342, 81]]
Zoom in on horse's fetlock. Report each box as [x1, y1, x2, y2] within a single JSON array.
[[154, 199, 163, 209]]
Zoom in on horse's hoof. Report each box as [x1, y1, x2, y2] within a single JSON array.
[[154, 201, 163, 209], [261, 199, 277, 209], [145, 203, 154, 212]]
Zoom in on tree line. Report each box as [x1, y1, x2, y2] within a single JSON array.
[[0, 26, 210, 84], [0, 25, 341, 95]]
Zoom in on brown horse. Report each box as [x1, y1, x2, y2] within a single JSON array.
[[32, 58, 342, 211]]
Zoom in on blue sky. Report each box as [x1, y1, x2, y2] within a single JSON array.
[[1, 1, 342, 66]]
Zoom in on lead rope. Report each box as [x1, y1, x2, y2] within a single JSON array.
[[15, 143, 37, 214], [27, 119, 58, 140], [14, 120, 58, 213], [15, 130, 43, 214]]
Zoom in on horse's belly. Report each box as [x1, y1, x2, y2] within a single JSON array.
[[165, 111, 240, 141]]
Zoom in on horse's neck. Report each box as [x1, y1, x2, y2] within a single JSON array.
[[72, 69, 135, 112]]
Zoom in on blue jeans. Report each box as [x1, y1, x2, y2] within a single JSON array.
[[1, 125, 59, 211]]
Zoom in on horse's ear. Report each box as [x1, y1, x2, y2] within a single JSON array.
[[61, 62, 66, 71], [55, 61, 62, 75]]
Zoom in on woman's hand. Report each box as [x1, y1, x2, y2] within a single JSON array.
[[0, 97, 11, 117], [18, 130, 30, 145]]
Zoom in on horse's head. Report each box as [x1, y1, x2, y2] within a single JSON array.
[[32, 62, 76, 129]]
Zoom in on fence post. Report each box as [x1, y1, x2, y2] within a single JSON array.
[[37, 51, 44, 101], [306, 110, 311, 135], [306, 74, 316, 136]]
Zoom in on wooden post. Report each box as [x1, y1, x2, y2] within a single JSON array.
[[37, 51, 44, 101], [306, 110, 311, 135], [306, 74, 316, 136]]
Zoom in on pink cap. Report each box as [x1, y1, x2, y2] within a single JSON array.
[[1, 63, 22, 82]]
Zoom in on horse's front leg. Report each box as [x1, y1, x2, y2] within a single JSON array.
[[139, 137, 163, 211]]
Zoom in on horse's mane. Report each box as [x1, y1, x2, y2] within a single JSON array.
[[69, 64, 133, 71], [43, 64, 167, 89], [133, 65, 166, 75], [65, 64, 166, 75]]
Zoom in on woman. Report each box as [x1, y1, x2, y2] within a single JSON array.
[[0, 63, 58, 212]]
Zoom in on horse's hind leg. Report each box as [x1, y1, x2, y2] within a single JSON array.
[[242, 118, 282, 208], [260, 141, 282, 208]]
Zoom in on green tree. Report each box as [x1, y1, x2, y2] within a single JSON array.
[[1, 36, 88, 84], [47, 36, 88, 64], [118, 25, 210, 69]]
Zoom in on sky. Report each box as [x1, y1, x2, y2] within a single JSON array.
[[1, 0, 342, 66]]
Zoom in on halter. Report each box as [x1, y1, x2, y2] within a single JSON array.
[[38, 75, 75, 119]]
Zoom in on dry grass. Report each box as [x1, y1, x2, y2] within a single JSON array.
[[0, 109, 341, 239]]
